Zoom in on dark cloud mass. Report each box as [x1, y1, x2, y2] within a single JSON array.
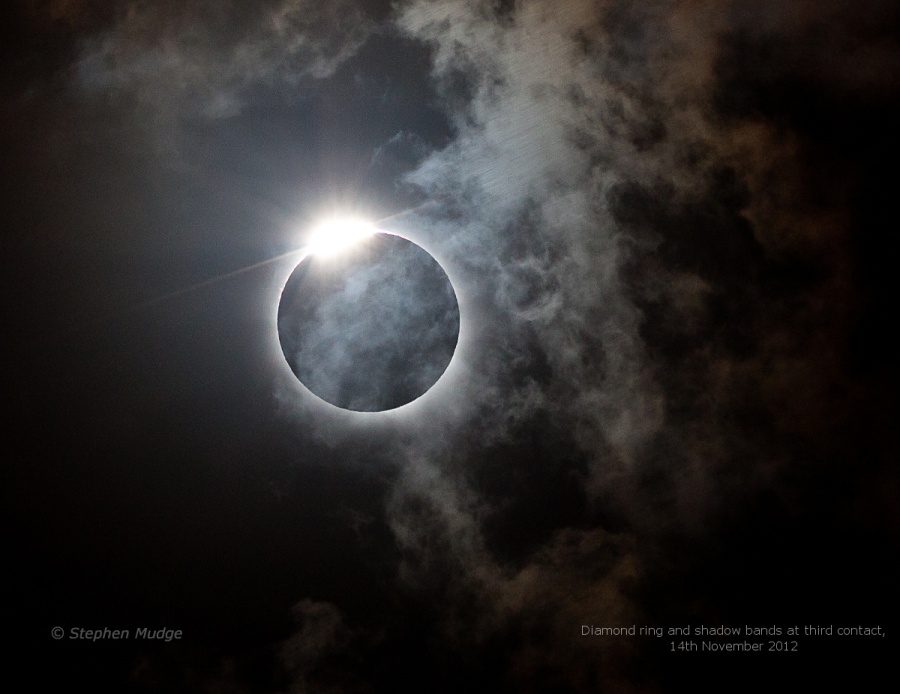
[[3, 0, 897, 691]]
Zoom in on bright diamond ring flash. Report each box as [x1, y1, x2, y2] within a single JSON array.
[[305, 217, 376, 257]]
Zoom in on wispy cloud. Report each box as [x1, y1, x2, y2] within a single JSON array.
[[73, 0, 372, 119]]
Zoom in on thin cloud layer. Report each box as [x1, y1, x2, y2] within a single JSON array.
[[73, 0, 372, 118]]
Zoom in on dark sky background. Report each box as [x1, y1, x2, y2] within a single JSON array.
[[3, 1, 898, 691]]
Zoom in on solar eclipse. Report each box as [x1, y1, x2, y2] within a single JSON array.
[[277, 222, 460, 412]]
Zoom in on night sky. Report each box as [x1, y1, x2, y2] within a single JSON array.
[[3, 1, 898, 691]]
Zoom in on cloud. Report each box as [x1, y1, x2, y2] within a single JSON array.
[[72, 0, 372, 119], [372, 0, 897, 689], [394, 0, 887, 523], [279, 599, 363, 694]]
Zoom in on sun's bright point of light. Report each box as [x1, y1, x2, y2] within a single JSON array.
[[305, 216, 376, 257]]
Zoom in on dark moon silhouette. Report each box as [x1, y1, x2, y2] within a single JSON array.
[[277, 232, 460, 411]]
